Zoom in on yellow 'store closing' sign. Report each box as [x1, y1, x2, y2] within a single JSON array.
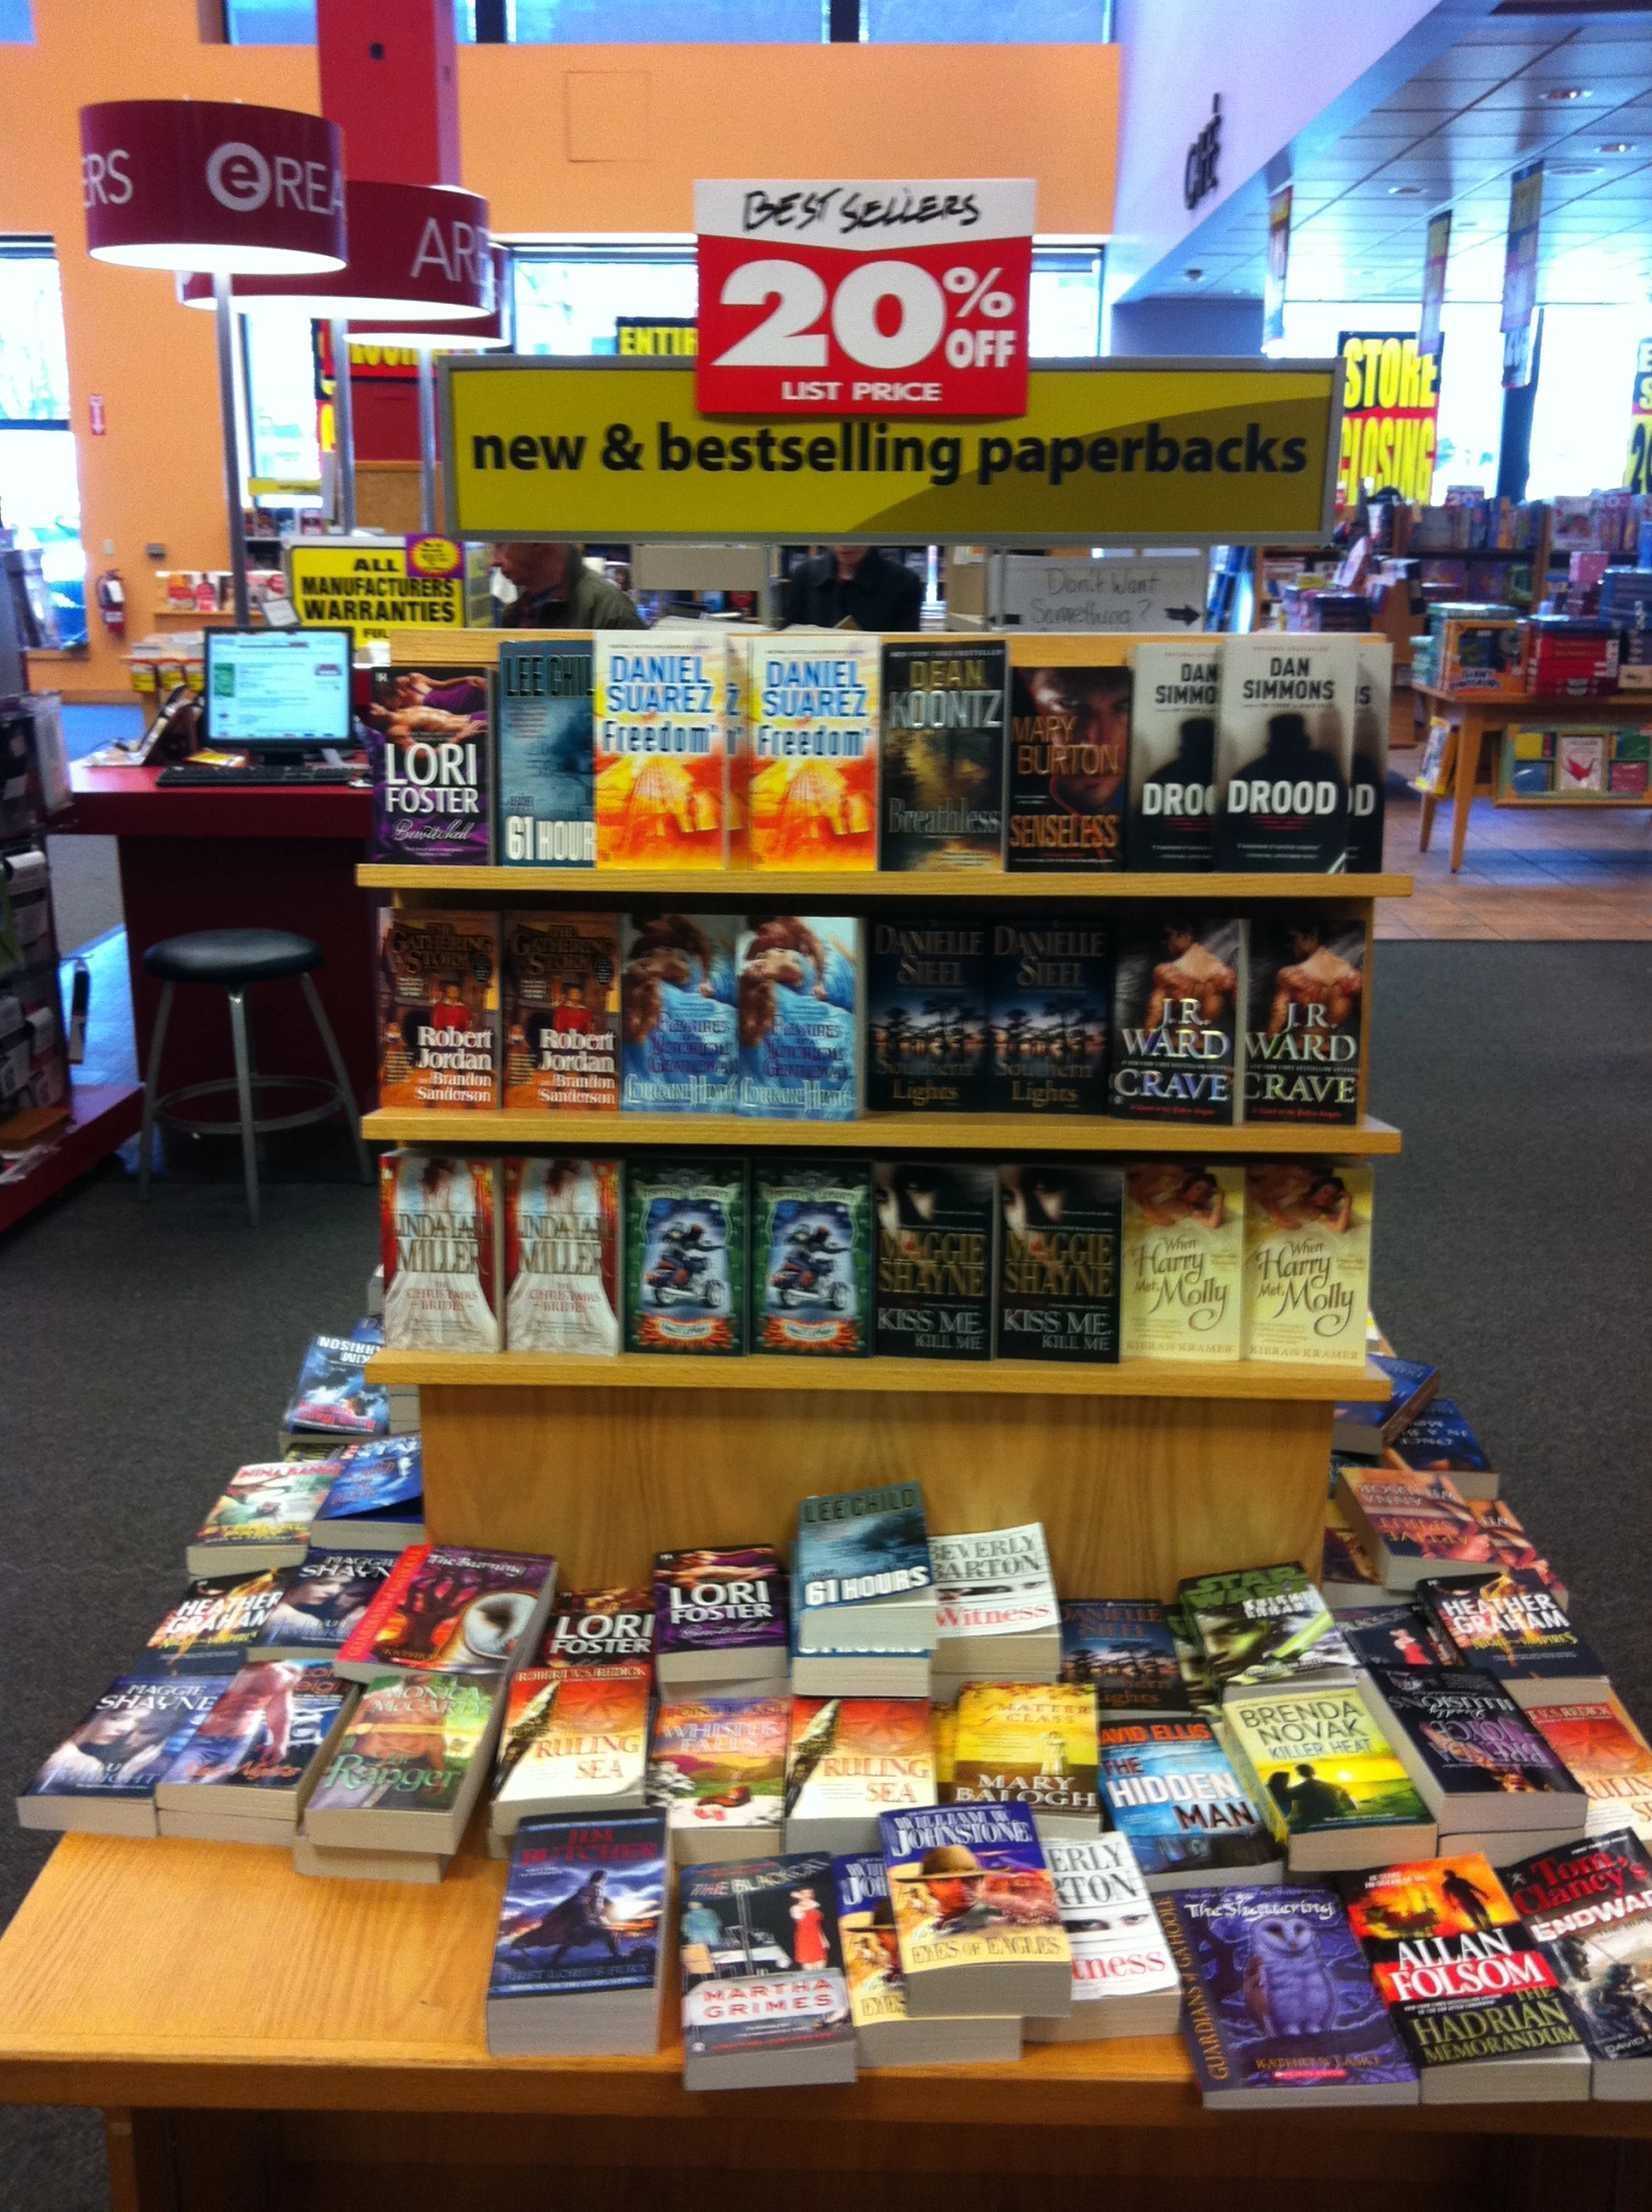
[[1335, 333, 1441, 511], [286, 537, 466, 643], [440, 358, 1340, 544]]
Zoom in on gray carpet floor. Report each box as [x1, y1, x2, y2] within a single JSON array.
[[0, 938, 1647, 2208]]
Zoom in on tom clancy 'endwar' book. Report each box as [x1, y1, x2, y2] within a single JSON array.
[[996, 1161, 1121, 1363], [379, 1151, 500, 1353], [496, 637, 595, 868], [1245, 911, 1364, 1126], [624, 1155, 746, 1355], [502, 1157, 621, 1356], [987, 918, 1109, 1114], [872, 1159, 996, 1361], [1108, 913, 1245, 1125], [1213, 635, 1356, 873], [865, 915, 988, 1112], [1127, 643, 1220, 870], [736, 915, 859, 1120], [376, 909, 500, 1113], [1509, 1831, 1652, 2095], [751, 1157, 870, 1356], [1349, 638, 1392, 872], [1005, 658, 1130, 871], [620, 913, 739, 1114], [878, 640, 1008, 871], [366, 662, 492, 867], [501, 912, 619, 1113]]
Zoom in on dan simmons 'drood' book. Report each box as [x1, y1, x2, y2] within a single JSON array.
[[996, 1161, 1121, 1363], [1509, 1832, 1652, 2092], [365, 662, 492, 866], [1107, 912, 1245, 1125], [878, 639, 1008, 871], [1097, 1720, 1279, 1889], [736, 915, 859, 1120], [487, 1811, 666, 2059], [1126, 643, 1219, 871], [986, 917, 1109, 1114], [502, 1156, 621, 1357], [623, 1155, 746, 1355], [1212, 636, 1356, 874], [376, 909, 500, 1113], [679, 1851, 857, 2089], [496, 637, 595, 868], [871, 1159, 995, 1361], [751, 1157, 870, 1356], [1244, 910, 1364, 1127], [501, 912, 619, 1114], [379, 1152, 499, 1354], [865, 915, 988, 1113], [619, 913, 738, 1113], [1004, 658, 1130, 871]]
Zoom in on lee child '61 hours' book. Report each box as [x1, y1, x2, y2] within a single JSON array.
[[871, 1159, 995, 1361], [1004, 658, 1130, 871], [878, 640, 1007, 871], [495, 637, 595, 867]]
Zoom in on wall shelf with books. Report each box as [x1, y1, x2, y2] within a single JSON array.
[[359, 864, 1415, 902]]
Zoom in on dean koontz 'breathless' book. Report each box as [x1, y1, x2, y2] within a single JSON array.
[[865, 914, 989, 1113], [620, 913, 738, 1114], [1213, 635, 1356, 874], [736, 916, 859, 1120], [1242, 1162, 1372, 1366], [623, 1155, 746, 1355], [872, 1159, 996, 1361], [486, 1810, 666, 2059], [1004, 658, 1130, 872], [501, 912, 619, 1114], [679, 1851, 857, 2089], [1245, 911, 1364, 1127], [593, 635, 727, 869], [1108, 912, 1245, 1125], [986, 917, 1110, 1114], [742, 636, 879, 870], [751, 1157, 871, 1356], [502, 1156, 621, 1356], [496, 637, 595, 868], [379, 1151, 500, 1354], [996, 1161, 1121, 1363], [376, 908, 500, 1114], [878, 639, 1008, 872], [366, 662, 492, 867], [1120, 1161, 1244, 1362], [1127, 642, 1220, 871]]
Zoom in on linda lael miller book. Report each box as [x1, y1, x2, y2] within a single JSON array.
[[752, 1157, 870, 1356], [1126, 641, 1221, 870], [379, 1151, 500, 1353], [375, 910, 500, 1113], [736, 916, 859, 1120], [739, 635, 879, 870], [996, 1161, 1121, 1364], [1213, 635, 1356, 874], [1004, 657, 1130, 871], [878, 639, 1008, 872], [1243, 1162, 1373, 1367], [1120, 1161, 1245, 1362], [620, 913, 739, 1114], [593, 635, 727, 869], [496, 636, 595, 867], [1108, 912, 1245, 1126], [871, 1158, 995, 1362], [623, 1155, 746, 1355], [865, 915, 988, 1113], [1245, 910, 1365, 1127], [501, 913, 619, 1114], [987, 917, 1110, 1114], [365, 661, 493, 866], [502, 1157, 621, 1356]]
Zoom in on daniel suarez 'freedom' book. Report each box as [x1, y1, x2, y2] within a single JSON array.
[[741, 636, 879, 870], [486, 1811, 667, 2059], [1244, 912, 1364, 1127], [1213, 635, 1356, 873], [1126, 643, 1220, 870], [1004, 658, 1130, 872], [1108, 913, 1245, 1125], [737, 917, 859, 1119], [832, 1852, 1022, 2066], [996, 1162, 1121, 1363], [379, 1151, 500, 1354], [501, 913, 619, 1114], [1508, 1831, 1652, 2096], [375, 908, 500, 1113], [653, 1547, 789, 1692], [986, 917, 1109, 1114], [496, 637, 595, 868], [879, 1799, 1072, 2018], [678, 1851, 857, 2089], [1097, 1720, 1280, 1890], [872, 1159, 995, 1362], [1120, 1161, 1245, 1363], [620, 914, 739, 1114], [502, 1156, 621, 1356], [1157, 1884, 1418, 2108], [1025, 1832, 1181, 2042], [593, 636, 727, 869], [878, 640, 1008, 872]]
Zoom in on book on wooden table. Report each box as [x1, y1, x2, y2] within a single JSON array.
[[1363, 1666, 1588, 1861], [830, 1850, 1021, 2067], [536, 1586, 655, 1669], [186, 1460, 338, 1579], [794, 1482, 936, 1657], [282, 1332, 389, 1442], [251, 1553, 397, 1661], [1416, 1574, 1610, 1708], [653, 1545, 788, 1694], [1331, 1603, 1460, 1672], [1059, 1598, 1192, 1721], [1097, 1719, 1281, 1893], [1024, 1832, 1181, 2044], [784, 1696, 935, 1855], [1177, 1562, 1355, 1699], [951, 1681, 1101, 1841], [153, 1662, 356, 1843], [18, 1674, 227, 1839], [646, 1694, 789, 1864], [143, 1573, 295, 1677], [1381, 1395, 1499, 1500], [878, 1799, 1071, 2020], [334, 1544, 557, 1685], [302, 1669, 506, 1856], [679, 1850, 857, 2090], [1220, 1677, 1437, 1873], [928, 1523, 1060, 1695], [1508, 1830, 1652, 2099], [307, 1436, 425, 1555], [1331, 1353, 1438, 1456], [489, 1662, 650, 1840]]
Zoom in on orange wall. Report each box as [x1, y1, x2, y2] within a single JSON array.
[[0, 2, 1117, 696]]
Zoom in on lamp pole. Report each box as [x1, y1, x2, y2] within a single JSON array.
[[213, 274, 251, 628]]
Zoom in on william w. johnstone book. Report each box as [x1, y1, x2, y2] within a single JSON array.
[[879, 1798, 1071, 2018], [831, 1851, 1021, 2065]]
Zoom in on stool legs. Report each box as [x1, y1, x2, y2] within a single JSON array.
[[299, 971, 373, 1188], [136, 982, 175, 1203], [226, 988, 261, 1228]]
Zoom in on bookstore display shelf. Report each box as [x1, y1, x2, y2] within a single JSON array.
[[0, 1082, 143, 1239], [362, 1106, 1405, 1156], [359, 864, 1415, 902]]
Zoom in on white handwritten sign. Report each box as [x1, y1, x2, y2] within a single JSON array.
[[1001, 554, 1208, 633]]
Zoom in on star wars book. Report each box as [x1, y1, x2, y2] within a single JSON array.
[[496, 637, 595, 867], [794, 1482, 936, 1654], [153, 1661, 355, 1839], [1025, 1832, 1182, 2043], [303, 1669, 507, 1855], [1524, 1695, 1652, 1843], [1221, 1679, 1436, 1873], [1349, 637, 1391, 872], [653, 1546, 789, 1692], [1178, 1563, 1355, 1698], [1383, 1397, 1500, 1502], [751, 1157, 870, 1355], [623, 1154, 746, 1354], [283, 1333, 389, 1440], [1060, 1600, 1192, 1721], [1126, 642, 1220, 870], [145, 1573, 296, 1676], [1244, 911, 1364, 1126], [502, 1156, 621, 1355], [593, 635, 727, 868], [930, 1524, 1061, 1688], [187, 1461, 338, 1578], [878, 639, 1008, 871], [785, 1697, 937, 1853], [1416, 1575, 1609, 1706], [1004, 656, 1130, 872], [375, 909, 499, 1114], [879, 1798, 1072, 2017], [18, 1674, 227, 1838], [865, 914, 988, 1113], [536, 1588, 655, 1670], [1120, 1160, 1245, 1362], [1363, 1666, 1587, 1855], [252, 1552, 397, 1660], [871, 1159, 995, 1362], [619, 913, 738, 1113], [1157, 1883, 1418, 2107], [1342, 1852, 1590, 2102], [379, 1151, 500, 1354], [500, 913, 619, 1113], [679, 1850, 857, 2089], [1107, 912, 1245, 1125], [1242, 1162, 1372, 1367], [366, 661, 492, 867], [1508, 1832, 1652, 2096], [952, 1682, 1101, 1840], [1213, 635, 1356, 873], [986, 916, 1109, 1113], [995, 1161, 1121, 1364], [309, 1436, 425, 1554], [487, 1811, 668, 2058], [645, 1695, 790, 1864], [736, 915, 859, 1119], [1166, 1604, 1218, 1716], [490, 1662, 651, 1835], [741, 636, 879, 869], [832, 1851, 1022, 2065]]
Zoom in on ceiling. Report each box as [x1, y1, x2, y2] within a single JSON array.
[[1167, 5, 1652, 305]]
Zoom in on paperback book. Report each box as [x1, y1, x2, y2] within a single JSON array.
[[623, 1154, 745, 1354], [1524, 1694, 1652, 1841], [153, 1661, 354, 1837], [952, 1682, 1101, 1838], [930, 1523, 1061, 1684], [679, 1851, 857, 2089], [253, 1552, 396, 1659], [871, 1159, 995, 1361], [1319, 1505, 1390, 1612], [1120, 1160, 1244, 1362], [794, 1483, 935, 1653], [1333, 1353, 1440, 1457], [1221, 1679, 1437, 1872], [375, 909, 500, 1113], [310, 1436, 424, 1553], [1384, 1397, 1500, 1501], [1334, 1603, 1458, 1671], [1177, 1563, 1355, 1696], [645, 1695, 790, 1862], [741, 636, 878, 869], [537, 1588, 655, 1669], [1213, 635, 1356, 873], [335, 1544, 557, 1683], [879, 1798, 1071, 2017], [1244, 911, 1364, 1127], [1060, 1600, 1192, 1720], [19, 1674, 226, 1837], [593, 636, 727, 868], [751, 1157, 871, 1355], [878, 639, 1007, 871], [365, 662, 492, 867], [620, 913, 739, 1113], [491, 1662, 651, 1834], [188, 1462, 337, 1578], [1242, 1162, 1373, 1367], [379, 1151, 500, 1353], [1338, 1465, 1537, 1592], [785, 1696, 937, 1853], [1348, 637, 1390, 872], [500, 913, 619, 1113], [1417, 1574, 1609, 1703], [1126, 642, 1220, 870], [653, 1546, 789, 1691], [304, 1670, 504, 1854], [1096, 1720, 1279, 1890], [986, 917, 1109, 1113], [831, 1851, 1022, 2065], [1005, 657, 1130, 871], [1025, 1831, 1181, 2042], [864, 915, 988, 1113], [1363, 1665, 1586, 1848], [1508, 1832, 1652, 2096], [486, 1810, 667, 2058], [283, 1333, 387, 1439], [736, 916, 859, 1119], [502, 1156, 621, 1355], [145, 1573, 294, 1676], [495, 637, 595, 868], [1107, 912, 1244, 1125], [996, 1161, 1122, 1363]]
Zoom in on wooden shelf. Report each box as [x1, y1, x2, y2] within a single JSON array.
[[359, 864, 1413, 901], [368, 1349, 1388, 1399]]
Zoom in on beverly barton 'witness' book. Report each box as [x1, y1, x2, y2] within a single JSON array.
[[1213, 635, 1356, 873], [1158, 1884, 1418, 2108], [653, 1547, 789, 1694], [1245, 911, 1364, 1127], [1005, 657, 1130, 871], [864, 916, 988, 1114], [952, 1683, 1101, 1840], [379, 1151, 500, 1353], [832, 1851, 1021, 2065], [1061, 1600, 1192, 1721], [929, 1523, 1061, 1688], [188, 1461, 338, 1578], [366, 662, 492, 867], [502, 1156, 621, 1356], [736, 916, 859, 1120], [537, 1588, 655, 1670], [624, 1154, 746, 1355], [1363, 1666, 1587, 1856], [486, 1810, 667, 2058], [878, 639, 1008, 871], [785, 1697, 937, 1854], [495, 637, 595, 868], [1098, 1719, 1280, 1891], [1508, 1831, 1652, 2097], [750, 1157, 870, 1356], [1127, 643, 1220, 870], [1242, 1162, 1372, 1367], [335, 1545, 557, 1684], [593, 635, 727, 868], [1108, 912, 1245, 1125], [986, 917, 1109, 1114], [491, 1662, 651, 1836], [501, 913, 619, 1114], [996, 1161, 1121, 1363], [1025, 1832, 1181, 2042], [880, 1799, 1072, 2017], [303, 1670, 505, 1855], [1220, 1678, 1436, 1873], [646, 1695, 790, 1863], [19, 1675, 226, 1838], [620, 913, 739, 1114], [871, 1159, 995, 1361], [679, 1851, 857, 2089], [376, 909, 500, 1114], [1177, 1563, 1355, 1698], [1121, 1161, 1245, 1362]]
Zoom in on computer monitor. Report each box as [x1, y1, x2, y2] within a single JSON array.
[[203, 628, 354, 758]]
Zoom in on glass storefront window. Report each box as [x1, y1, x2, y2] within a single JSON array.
[[241, 312, 324, 484], [0, 247, 82, 643]]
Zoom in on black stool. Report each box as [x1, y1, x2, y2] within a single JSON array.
[[138, 929, 372, 1225]]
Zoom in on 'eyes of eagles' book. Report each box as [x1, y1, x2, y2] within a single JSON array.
[[501, 912, 619, 1113], [366, 662, 492, 867], [996, 1161, 1121, 1363], [502, 1155, 621, 1357], [832, 1850, 1024, 2065], [1108, 912, 1245, 1124], [751, 1157, 870, 1356], [879, 1798, 1071, 2018], [1126, 643, 1220, 870], [496, 638, 595, 868], [878, 640, 1008, 871], [986, 918, 1109, 1114], [865, 916, 988, 1112], [871, 1158, 996, 1361], [379, 1150, 500, 1354], [1004, 659, 1130, 872], [1244, 911, 1364, 1126]]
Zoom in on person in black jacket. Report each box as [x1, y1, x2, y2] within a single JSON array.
[[782, 545, 923, 631]]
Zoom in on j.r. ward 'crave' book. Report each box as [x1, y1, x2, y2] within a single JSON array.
[[1005, 658, 1130, 871], [501, 913, 619, 1113], [996, 1162, 1121, 1363], [1108, 912, 1245, 1124], [865, 916, 988, 1113], [878, 640, 1008, 871], [1244, 911, 1364, 1126], [986, 917, 1109, 1114], [376, 909, 500, 1113], [871, 1159, 995, 1361]]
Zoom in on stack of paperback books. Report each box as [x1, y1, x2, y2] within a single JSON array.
[[792, 1483, 938, 1695], [929, 1523, 1061, 1699]]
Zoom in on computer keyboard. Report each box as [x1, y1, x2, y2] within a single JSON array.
[[156, 762, 369, 788]]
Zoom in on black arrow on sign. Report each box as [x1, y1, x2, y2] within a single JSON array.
[[1163, 604, 1202, 625]]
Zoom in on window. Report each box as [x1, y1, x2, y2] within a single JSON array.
[[865, 0, 1107, 36], [223, 0, 316, 37], [0, 245, 83, 645], [241, 312, 323, 485], [0, 0, 31, 37], [457, 0, 821, 36]]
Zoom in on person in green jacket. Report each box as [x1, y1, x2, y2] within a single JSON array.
[[492, 542, 645, 629]]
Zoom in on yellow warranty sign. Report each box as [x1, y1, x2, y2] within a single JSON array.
[[441, 360, 1340, 545], [286, 541, 466, 643]]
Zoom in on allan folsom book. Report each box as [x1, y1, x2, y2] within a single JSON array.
[[996, 1161, 1121, 1363], [865, 915, 988, 1113], [742, 636, 879, 870], [620, 913, 739, 1114], [871, 1158, 996, 1361], [1108, 912, 1245, 1125], [593, 635, 727, 869], [878, 639, 1008, 871], [1097, 1720, 1280, 1890], [736, 916, 859, 1120], [1120, 1161, 1245, 1362], [1212, 635, 1356, 873], [501, 913, 619, 1114], [1004, 658, 1130, 872], [986, 917, 1110, 1114], [375, 909, 500, 1114], [751, 1158, 871, 1356], [1244, 911, 1365, 1127], [365, 662, 492, 867], [502, 1156, 621, 1356], [678, 1851, 857, 2089], [623, 1155, 746, 1355], [379, 1151, 500, 1354], [1060, 1600, 1192, 1721], [495, 637, 596, 868], [1126, 642, 1220, 871], [1508, 1832, 1652, 2095]]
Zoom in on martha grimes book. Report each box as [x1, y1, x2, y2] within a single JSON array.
[[1004, 658, 1130, 871], [872, 1159, 995, 1362], [620, 913, 739, 1114], [1244, 911, 1364, 1127], [593, 635, 727, 869], [502, 1156, 621, 1356], [865, 914, 988, 1113], [1108, 912, 1244, 1125], [1243, 1163, 1372, 1367], [496, 637, 595, 867], [376, 909, 500, 1114], [751, 1157, 870, 1356], [742, 635, 878, 870], [986, 917, 1109, 1114], [996, 1161, 1121, 1363], [379, 1151, 499, 1353], [1126, 642, 1220, 870], [736, 916, 859, 1120], [678, 1851, 856, 2089], [623, 1155, 746, 1355], [1097, 1720, 1278, 1889], [1061, 1601, 1191, 1720], [878, 639, 1007, 871], [501, 913, 619, 1114], [366, 661, 492, 866], [1508, 1833, 1652, 2089], [1213, 635, 1356, 873], [1120, 1161, 1245, 1362]]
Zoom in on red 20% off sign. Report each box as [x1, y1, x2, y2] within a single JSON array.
[[694, 178, 1035, 417]]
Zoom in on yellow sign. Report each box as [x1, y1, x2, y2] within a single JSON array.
[[441, 360, 1338, 544], [1335, 333, 1441, 510], [1626, 339, 1652, 494], [286, 541, 466, 644]]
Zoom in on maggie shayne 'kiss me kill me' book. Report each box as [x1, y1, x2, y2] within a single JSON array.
[[996, 1162, 1121, 1363], [871, 1159, 995, 1360]]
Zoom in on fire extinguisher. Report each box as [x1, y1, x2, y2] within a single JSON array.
[[96, 569, 125, 638]]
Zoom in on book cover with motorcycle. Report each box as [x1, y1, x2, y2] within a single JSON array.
[[752, 1160, 871, 1357], [625, 1157, 747, 1355]]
